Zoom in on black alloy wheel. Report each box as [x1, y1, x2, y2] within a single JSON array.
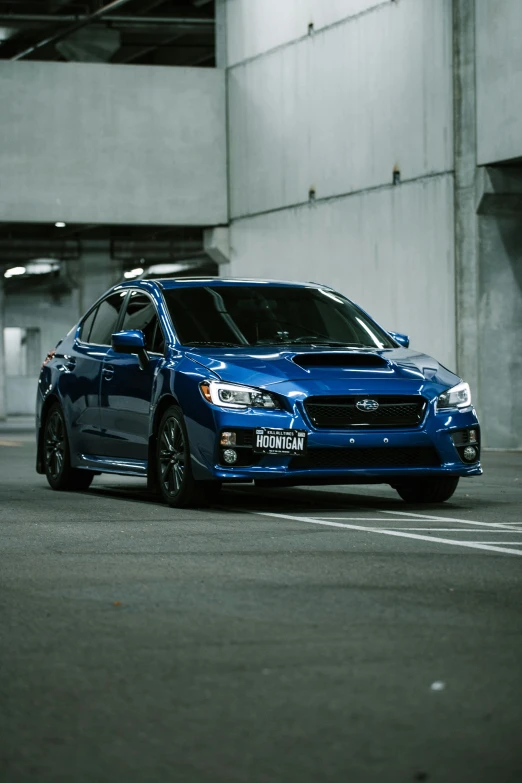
[[156, 405, 221, 508], [393, 477, 459, 504], [43, 403, 94, 491]]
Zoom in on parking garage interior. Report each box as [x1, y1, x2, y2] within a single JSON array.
[[0, 2, 521, 782]]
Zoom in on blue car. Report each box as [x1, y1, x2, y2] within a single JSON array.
[[36, 278, 481, 507]]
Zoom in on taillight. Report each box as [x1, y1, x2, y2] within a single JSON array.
[[42, 349, 56, 367]]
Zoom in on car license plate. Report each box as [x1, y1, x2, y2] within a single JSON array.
[[253, 428, 307, 455]]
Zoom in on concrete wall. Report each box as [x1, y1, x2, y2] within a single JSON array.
[[230, 175, 456, 368], [226, 0, 389, 66], [476, 0, 522, 165], [3, 247, 120, 415], [5, 377, 39, 417], [478, 216, 522, 449], [228, 0, 453, 218], [226, 0, 456, 369], [4, 281, 80, 415], [475, 0, 522, 447], [0, 61, 227, 226]]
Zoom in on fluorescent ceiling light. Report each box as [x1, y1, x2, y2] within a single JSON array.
[[4, 266, 26, 278], [0, 27, 15, 43], [26, 260, 59, 275], [55, 221, 66, 228], [147, 263, 197, 275], [123, 267, 144, 279]]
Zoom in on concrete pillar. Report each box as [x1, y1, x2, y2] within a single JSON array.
[[79, 242, 121, 316], [453, 0, 479, 405], [477, 213, 522, 449], [0, 277, 7, 420]]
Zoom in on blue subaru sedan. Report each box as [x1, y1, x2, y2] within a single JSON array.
[[36, 278, 481, 507]]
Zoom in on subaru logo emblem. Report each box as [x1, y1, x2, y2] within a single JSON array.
[[356, 399, 379, 412]]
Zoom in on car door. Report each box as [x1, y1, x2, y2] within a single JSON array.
[[98, 290, 165, 462], [63, 291, 127, 459]]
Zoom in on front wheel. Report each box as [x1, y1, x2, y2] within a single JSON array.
[[156, 406, 221, 508], [393, 477, 459, 504], [43, 403, 94, 491]]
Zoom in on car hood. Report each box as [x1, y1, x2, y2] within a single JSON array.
[[186, 346, 460, 394]]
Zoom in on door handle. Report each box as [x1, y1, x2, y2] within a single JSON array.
[[102, 365, 115, 381]]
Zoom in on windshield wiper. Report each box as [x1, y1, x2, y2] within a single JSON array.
[[283, 340, 376, 348], [183, 341, 243, 348]]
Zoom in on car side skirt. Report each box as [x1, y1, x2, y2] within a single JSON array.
[[77, 454, 148, 476]]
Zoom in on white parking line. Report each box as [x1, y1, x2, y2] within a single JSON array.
[[317, 517, 429, 522], [254, 511, 522, 557], [318, 518, 522, 533], [377, 509, 522, 532], [318, 519, 522, 532], [464, 542, 522, 545], [384, 528, 522, 533]]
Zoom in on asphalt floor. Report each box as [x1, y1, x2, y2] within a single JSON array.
[[1, 417, 521, 783]]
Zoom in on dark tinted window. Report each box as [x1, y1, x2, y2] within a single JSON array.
[[121, 291, 164, 353], [88, 292, 126, 346], [79, 307, 97, 342], [163, 286, 395, 349], [151, 321, 165, 354]]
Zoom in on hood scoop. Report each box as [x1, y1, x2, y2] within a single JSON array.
[[292, 352, 388, 369]]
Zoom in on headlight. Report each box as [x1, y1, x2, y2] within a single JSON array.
[[437, 381, 471, 410], [200, 380, 281, 410]]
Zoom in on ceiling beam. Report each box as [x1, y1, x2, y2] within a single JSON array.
[[0, 14, 213, 26]]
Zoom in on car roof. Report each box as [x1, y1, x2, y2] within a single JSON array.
[[153, 277, 329, 290]]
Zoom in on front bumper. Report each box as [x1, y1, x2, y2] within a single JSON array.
[[186, 399, 482, 484]]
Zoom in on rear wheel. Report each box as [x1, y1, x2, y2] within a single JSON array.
[[43, 403, 94, 491], [156, 406, 221, 508], [393, 477, 459, 504]]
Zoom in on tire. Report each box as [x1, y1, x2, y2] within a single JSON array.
[[43, 403, 94, 491], [156, 405, 221, 508], [393, 477, 459, 504]]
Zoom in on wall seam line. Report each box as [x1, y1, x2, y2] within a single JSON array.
[[230, 169, 455, 223], [227, 0, 391, 71]]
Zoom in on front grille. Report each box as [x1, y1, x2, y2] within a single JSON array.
[[304, 395, 427, 429], [289, 446, 440, 471]]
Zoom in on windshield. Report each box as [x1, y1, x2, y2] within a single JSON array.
[[163, 285, 396, 349]]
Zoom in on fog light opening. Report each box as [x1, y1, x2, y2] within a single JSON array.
[[223, 449, 238, 464], [463, 446, 477, 462]]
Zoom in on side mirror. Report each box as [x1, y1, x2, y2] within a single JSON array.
[[111, 330, 149, 369], [389, 331, 410, 349]]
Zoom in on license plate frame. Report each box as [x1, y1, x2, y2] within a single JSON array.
[[253, 428, 307, 455]]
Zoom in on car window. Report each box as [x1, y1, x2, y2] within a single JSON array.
[[88, 292, 127, 346], [150, 320, 165, 354], [79, 306, 98, 342], [121, 291, 164, 353]]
